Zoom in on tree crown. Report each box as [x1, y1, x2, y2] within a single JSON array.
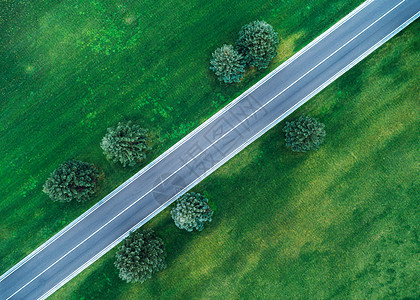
[[42, 160, 99, 203], [171, 192, 213, 232], [210, 44, 245, 83], [236, 20, 279, 69], [101, 121, 150, 167], [114, 229, 166, 283], [283, 115, 326, 152]]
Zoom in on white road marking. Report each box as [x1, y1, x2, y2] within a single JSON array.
[[7, 1, 410, 298], [0, 0, 376, 283]]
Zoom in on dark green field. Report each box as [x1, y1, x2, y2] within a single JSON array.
[[52, 20, 420, 299], [0, 0, 364, 274]]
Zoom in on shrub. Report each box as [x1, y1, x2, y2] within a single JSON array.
[[101, 121, 150, 167], [236, 20, 279, 69], [114, 229, 166, 283], [171, 192, 213, 232], [283, 115, 326, 152], [210, 44, 245, 83], [42, 160, 99, 202]]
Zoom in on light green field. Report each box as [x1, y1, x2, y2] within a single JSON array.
[[0, 0, 363, 274], [52, 20, 420, 300]]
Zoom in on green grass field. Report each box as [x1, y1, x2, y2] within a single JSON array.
[[51, 20, 420, 299], [0, 0, 364, 274]]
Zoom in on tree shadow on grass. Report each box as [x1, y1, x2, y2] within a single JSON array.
[[69, 210, 199, 299]]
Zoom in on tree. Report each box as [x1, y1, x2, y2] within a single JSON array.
[[101, 121, 150, 167], [171, 192, 213, 232], [210, 44, 245, 83], [283, 115, 326, 152], [236, 20, 279, 69], [42, 160, 99, 203], [114, 229, 166, 283]]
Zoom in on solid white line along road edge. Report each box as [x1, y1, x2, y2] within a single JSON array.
[[39, 8, 420, 300], [0, 0, 377, 283], [6, 2, 407, 298]]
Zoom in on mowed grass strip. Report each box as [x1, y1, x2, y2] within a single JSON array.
[[0, 0, 363, 274], [52, 20, 420, 299]]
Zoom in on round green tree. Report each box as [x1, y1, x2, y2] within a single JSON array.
[[236, 20, 279, 69], [42, 160, 99, 203], [171, 192, 213, 232], [210, 44, 245, 83], [101, 121, 150, 167], [283, 115, 326, 152], [114, 229, 166, 283]]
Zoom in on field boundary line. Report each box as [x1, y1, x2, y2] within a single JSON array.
[[0, 0, 375, 283]]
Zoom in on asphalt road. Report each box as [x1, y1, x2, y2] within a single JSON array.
[[1, 0, 419, 298]]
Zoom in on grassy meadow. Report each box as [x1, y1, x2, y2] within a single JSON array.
[[0, 0, 364, 274], [52, 20, 420, 299]]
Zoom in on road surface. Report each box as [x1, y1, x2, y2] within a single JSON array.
[[1, 0, 419, 298]]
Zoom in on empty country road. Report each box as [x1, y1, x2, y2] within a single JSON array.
[[1, 0, 419, 298]]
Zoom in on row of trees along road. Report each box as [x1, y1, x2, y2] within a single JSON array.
[[40, 18, 326, 283], [210, 20, 279, 83], [111, 112, 327, 283], [42, 121, 150, 203], [114, 192, 213, 283]]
